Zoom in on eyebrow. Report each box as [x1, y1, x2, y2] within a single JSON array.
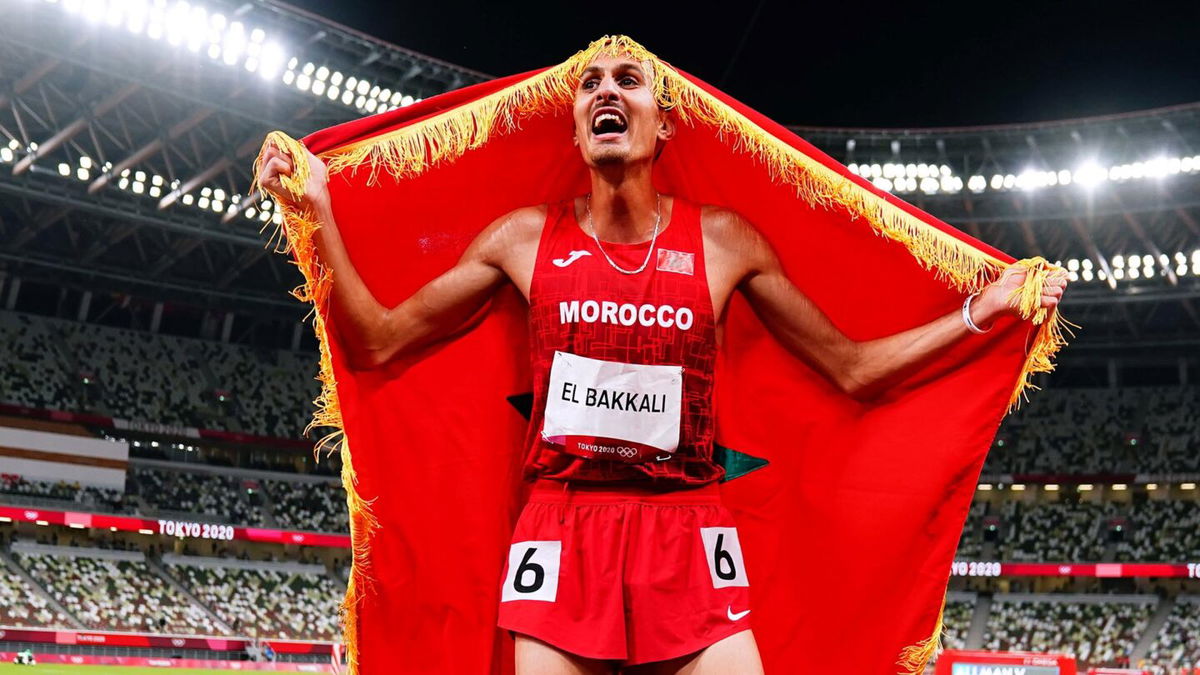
[[581, 63, 645, 78]]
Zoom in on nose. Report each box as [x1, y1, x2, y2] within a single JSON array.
[[593, 74, 621, 103]]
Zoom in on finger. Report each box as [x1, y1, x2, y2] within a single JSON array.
[[260, 145, 280, 167], [263, 157, 291, 179]]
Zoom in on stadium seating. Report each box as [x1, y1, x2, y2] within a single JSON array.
[[982, 597, 1154, 667], [996, 500, 1119, 562], [0, 311, 318, 438], [0, 312, 77, 411], [1114, 500, 1200, 562], [13, 547, 223, 635], [128, 466, 264, 525], [1143, 597, 1200, 672], [940, 598, 975, 651], [0, 564, 71, 628], [265, 479, 348, 533], [0, 474, 123, 510], [165, 558, 342, 640], [189, 340, 315, 439], [987, 386, 1200, 474]]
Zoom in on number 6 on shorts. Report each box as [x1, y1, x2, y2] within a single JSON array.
[[700, 527, 748, 588], [501, 540, 561, 602]]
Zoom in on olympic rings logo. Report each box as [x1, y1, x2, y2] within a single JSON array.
[[616, 446, 637, 458]]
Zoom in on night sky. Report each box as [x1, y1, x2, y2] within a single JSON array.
[[283, 0, 1200, 128]]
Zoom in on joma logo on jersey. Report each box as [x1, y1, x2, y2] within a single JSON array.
[[559, 300, 694, 331]]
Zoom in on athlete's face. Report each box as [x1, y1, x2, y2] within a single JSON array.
[[573, 56, 674, 167]]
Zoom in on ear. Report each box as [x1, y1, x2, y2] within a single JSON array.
[[656, 111, 677, 143]]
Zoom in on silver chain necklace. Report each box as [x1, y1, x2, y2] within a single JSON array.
[[584, 192, 662, 275]]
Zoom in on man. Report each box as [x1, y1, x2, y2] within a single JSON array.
[[258, 54, 1065, 674]]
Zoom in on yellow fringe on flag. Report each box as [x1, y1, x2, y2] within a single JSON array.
[[896, 593, 945, 675], [252, 36, 1075, 674], [251, 131, 378, 674]]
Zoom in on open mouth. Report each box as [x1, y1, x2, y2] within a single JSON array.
[[591, 107, 628, 137]]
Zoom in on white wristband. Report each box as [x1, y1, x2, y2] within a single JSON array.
[[962, 292, 991, 334]]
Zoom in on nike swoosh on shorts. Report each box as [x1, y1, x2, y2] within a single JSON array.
[[727, 606, 751, 621]]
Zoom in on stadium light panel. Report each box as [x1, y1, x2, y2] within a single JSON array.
[[1044, 484, 1059, 491], [1146, 483, 1157, 490], [82, 1, 104, 23], [1182, 483, 1197, 490], [58, 163, 70, 176], [1082, 269, 1093, 281], [977, 484, 992, 491], [1011, 484, 1025, 491]]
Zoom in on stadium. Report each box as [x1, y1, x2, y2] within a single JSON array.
[[0, 1, 1196, 674]]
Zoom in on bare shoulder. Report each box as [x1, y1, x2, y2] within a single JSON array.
[[484, 204, 547, 243], [470, 204, 547, 261], [699, 204, 769, 257]]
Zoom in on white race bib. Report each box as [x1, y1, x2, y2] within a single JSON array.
[[542, 351, 682, 461]]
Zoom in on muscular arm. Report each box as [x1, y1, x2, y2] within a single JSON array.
[[313, 198, 536, 368], [258, 142, 540, 370], [708, 209, 1064, 397]]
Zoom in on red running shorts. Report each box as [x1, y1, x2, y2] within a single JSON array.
[[497, 479, 752, 666]]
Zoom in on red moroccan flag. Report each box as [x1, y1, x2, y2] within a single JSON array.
[[259, 36, 1067, 674]]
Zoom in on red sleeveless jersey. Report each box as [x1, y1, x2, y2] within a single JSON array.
[[524, 197, 722, 486]]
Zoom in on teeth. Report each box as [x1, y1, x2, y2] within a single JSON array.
[[592, 112, 625, 132]]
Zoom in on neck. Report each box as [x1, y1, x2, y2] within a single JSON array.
[[587, 161, 658, 243]]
